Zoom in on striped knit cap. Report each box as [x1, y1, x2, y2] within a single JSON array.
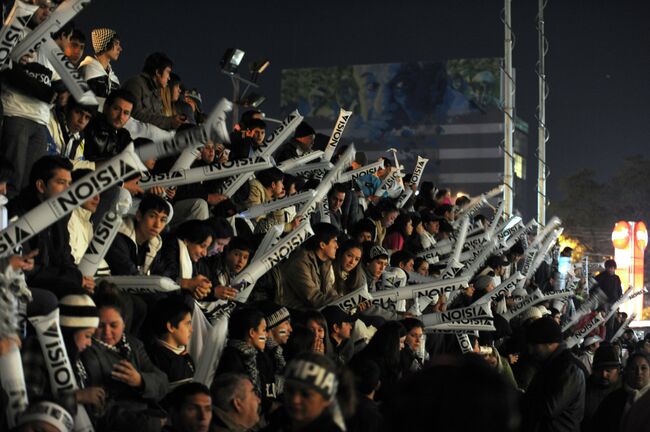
[[59, 294, 99, 329], [91, 28, 118, 54]]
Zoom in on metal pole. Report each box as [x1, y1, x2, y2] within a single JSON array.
[[503, 0, 514, 217], [536, 0, 549, 226]]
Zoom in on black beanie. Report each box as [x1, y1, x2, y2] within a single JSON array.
[[294, 121, 315, 138], [526, 316, 562, 344]]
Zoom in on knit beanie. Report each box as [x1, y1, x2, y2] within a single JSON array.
[[526, 316, 562, 344], [91, 28, 118, 54], [59, 295, 99, 329], [294, 121, 315, 139], [18, 401, 74, 432], [258, 302, 290, 330]]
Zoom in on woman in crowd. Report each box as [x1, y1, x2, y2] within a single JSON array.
[[332, 240, 364, 296], [212, 307, 278, 417], [382, 213, 413, 253], [81, 292, 169, 432], [22, 295, 104, 418]]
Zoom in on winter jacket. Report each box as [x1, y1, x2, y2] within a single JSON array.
[[521, 346, 586, 432], [83, 113, 133, 162], [47, 106, 94, 169], [1, 43, 57, 125], [78, 56, 120, 110], [105, 216, 163, 275], [147, 340, 194, 386], [123, 73, 176, 130], [279, 247, 338, 310], [245, 178, 288, 231], [81, 335, 169, 432], [7, 187, 83, 297], [273, 139, 307, 164], [594, 271, 623, 304], [582, 376, 621, 431]]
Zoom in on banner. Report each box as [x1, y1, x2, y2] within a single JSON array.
[[11, 0, 91, 61], [138, 157, 272, 189], [421, 302, 493, 327], [0, 143, 147, 258], [408, 156, 429, 189], [322, 108, 353, 161], [0, 342, 28, 427], [297, 146, 355, 219], [453, 185, 503, 226], [561, 290, 607, 332], [77, 188, 131, 276], [475, 271, 525, 305], [337, 160, 384, 183], [255, 110, 303, 157], [282, 161, 333, 180], [233, 220, 314, 303], [170, 145, 202, 173], [425, 320, 496, 333], [135, 98, 231, 161], [42, 37, 97, 106], [322, 284, 373, 313], [370, 275, 471, 305], [251, 224, 284, 260], [460, 238, 500, 278], [29, 309, 94, 431], [0, 0, 39, 69], [609, 312, 636, 342], [501, 289, 544, 321], [565, 314, 605, 349], [193, 316, 228, 386], [98, 275, 180, 294], [277, 151, 324, 172], [456, 333, 473, 354]]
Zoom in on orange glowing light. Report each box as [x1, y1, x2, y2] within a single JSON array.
[[612, 221, 631, 250], [635, 222, 648, 251]]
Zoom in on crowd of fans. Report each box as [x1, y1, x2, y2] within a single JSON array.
[[0, 2, 648, 432]]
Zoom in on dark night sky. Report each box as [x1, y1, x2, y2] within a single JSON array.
[[76, 0, 650, 214]]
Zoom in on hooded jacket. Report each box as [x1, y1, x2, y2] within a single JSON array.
[[105, 216, 163, 275]]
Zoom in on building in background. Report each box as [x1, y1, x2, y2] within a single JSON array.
[[280, 57, 530, 215]]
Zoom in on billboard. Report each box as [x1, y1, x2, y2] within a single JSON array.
[[280, 58, 521, 197]]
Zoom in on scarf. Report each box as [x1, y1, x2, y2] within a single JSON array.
[[624, 382, 650, 412], [75, 358, 88, 389], [93, 333, 133, 359], [227, 339, 260, 393], [178, 239, 193, 279]]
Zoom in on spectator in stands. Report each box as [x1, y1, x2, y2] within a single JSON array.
[[280, 223, 340, 310], [352, 321, 406, 402], [347, 359, 382, 432], [274, 121, 316, 163], [82, 292, 169, 432], [47, 97, 96, 169], [595, 259, 623, 304], [414, 257, 429, 276], [400, 318, 425, 374], [64, 29, 86, 66], [148, 297, 195, 386], [22, 294, 103, 417], [7, 156, 92, 297], [312, 183, 346, 231], [0, 0, 58, 196], [105, 193, 169, 276], [123, 52, 185, 130], [151, 219, 213, 301], [259, 302, 292, 391], [369, 200, 398, 245], [582, 343, 622, 431], [350, 218, 375, 244], [212, 307, 277, 417], [83, 89, 135, 162], [163, 382, 213, 432], [265, 352, 344, 432], [321, 306, 355, 366], [79, 28, 122, 109], [302, 310, 329, 356], [332, 239, 364, 296], [210, 374, 261, 431], [245, 167, 298, 232], [521, 317, 586, 432], [593, 351, 650, 432]]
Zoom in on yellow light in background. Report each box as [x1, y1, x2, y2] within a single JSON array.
[[558, 234, 587, 262]]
